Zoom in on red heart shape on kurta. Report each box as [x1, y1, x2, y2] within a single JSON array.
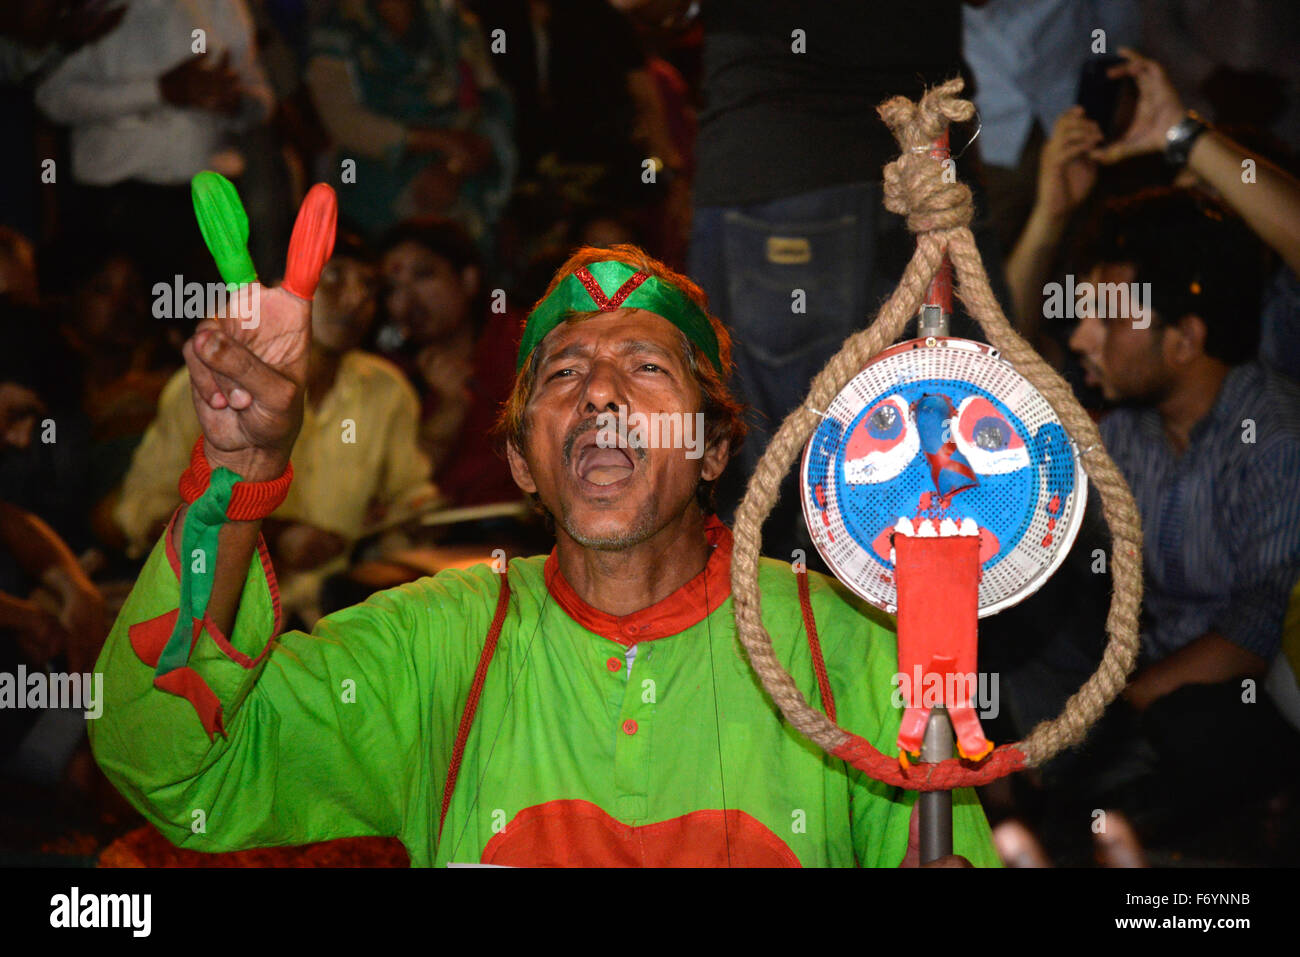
[[478, 799, 801, 867]]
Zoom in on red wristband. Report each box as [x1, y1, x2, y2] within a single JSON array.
[[178, 437, 294, 521]]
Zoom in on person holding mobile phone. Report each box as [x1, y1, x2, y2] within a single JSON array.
[[962, 0, 1140, 248], [1006, 48, 1300, 377]]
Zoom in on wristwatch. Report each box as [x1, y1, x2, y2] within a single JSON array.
[[1164, 111, 1209, 167]]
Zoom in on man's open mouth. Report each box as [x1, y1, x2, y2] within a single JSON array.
[[573, 436, 637, 487]]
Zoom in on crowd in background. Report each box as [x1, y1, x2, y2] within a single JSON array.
[[1, 0, 1298, 867]]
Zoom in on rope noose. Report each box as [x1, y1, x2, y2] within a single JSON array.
[[729, 78, 1144, 787]]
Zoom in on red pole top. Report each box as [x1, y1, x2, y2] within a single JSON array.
[[923, 130, 953, 318], [927, 128, 951, 160]]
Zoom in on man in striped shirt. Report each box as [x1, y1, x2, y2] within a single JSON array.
[[1065, 188, 1300, 831]]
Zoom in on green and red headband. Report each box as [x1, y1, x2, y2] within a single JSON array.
[[516, 260, 721, 373]]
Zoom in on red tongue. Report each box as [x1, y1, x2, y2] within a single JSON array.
[[579, 447, 634, 484]]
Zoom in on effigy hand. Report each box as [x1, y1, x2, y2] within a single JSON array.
[[183, 172, 336, 482]]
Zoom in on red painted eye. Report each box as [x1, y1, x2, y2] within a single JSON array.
[[953, 396, 1029, 474], [844, 395, 917, 484]]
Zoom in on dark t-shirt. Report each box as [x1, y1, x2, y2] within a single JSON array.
[[695, 0, 964, 205]]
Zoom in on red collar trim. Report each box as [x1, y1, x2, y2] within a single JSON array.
[[544, 516, 733, 646]]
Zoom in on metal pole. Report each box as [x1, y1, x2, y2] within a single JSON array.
[[917, 129, 956, 865], [919, 707, 954, 863]]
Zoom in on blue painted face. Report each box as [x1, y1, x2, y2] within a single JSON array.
[[805, 379, 1075, 570]]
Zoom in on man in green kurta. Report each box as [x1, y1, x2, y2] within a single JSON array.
[[89, 179, 1000, 867]]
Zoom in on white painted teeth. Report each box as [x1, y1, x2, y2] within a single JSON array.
[[893, 515, 979, 546], [935, 517, 978, 537]]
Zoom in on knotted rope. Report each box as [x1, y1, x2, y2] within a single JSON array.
[[729, 78, 1144, 788]]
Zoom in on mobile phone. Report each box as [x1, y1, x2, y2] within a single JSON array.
[[1076, 54, 1138, 144]]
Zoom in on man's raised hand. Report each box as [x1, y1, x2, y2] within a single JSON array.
[[1089, 48, 1186, 166], [183, 173, 337, 482]]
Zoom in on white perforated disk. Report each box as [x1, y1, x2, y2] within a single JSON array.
[[800, 337, 1087, 617]]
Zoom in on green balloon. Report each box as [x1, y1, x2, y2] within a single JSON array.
[[191, 171, 258, 287]]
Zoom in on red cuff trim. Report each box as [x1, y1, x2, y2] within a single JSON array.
[[154, 666, 226, 741], [178, 437, 293, 521], [164, 507, 183, 578], [177, 436, 212, 502], [199, 531, 282, 668], [202, 612, 261, 670], [255, 530, 283, 636]]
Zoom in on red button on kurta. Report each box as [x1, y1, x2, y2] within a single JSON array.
[[606, 657, 622, 672], [622, 719, 638, 735]]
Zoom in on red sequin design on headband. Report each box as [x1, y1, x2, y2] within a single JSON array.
[[573, 266, 651, 311], [607, 271, 650, 308]]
